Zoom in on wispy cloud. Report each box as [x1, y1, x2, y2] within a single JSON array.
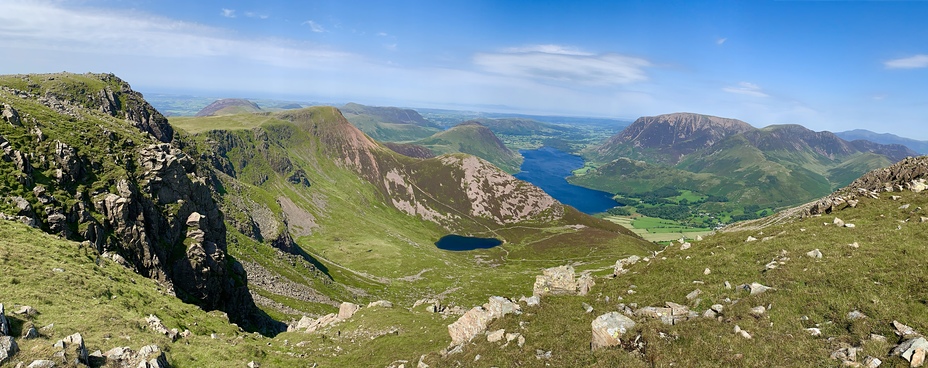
[[474, 44, 650, 86], [723, 82, 769, 97], [0, 2, 352, 68], [244, 12, 269, 20], [716, 38, 727, 45], [303, 20, 326, 33], [220, 8, 235, 18], [884, 54, 928, 69]]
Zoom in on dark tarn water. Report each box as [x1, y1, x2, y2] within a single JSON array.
[[434, 235, 503, 251], [515, 147, 618, 214]]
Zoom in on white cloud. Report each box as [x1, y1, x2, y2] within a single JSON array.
[[0, 2, 352, 68], [221, 8, 235, 18], [244, 12, 269, 20], [303, 20, 326, 33], [474, 45, 650, 86], [723, 82, 769, 97], [884, 54, 928, 69], [377, 32, 389, 37], [716, 38, 727, 45]]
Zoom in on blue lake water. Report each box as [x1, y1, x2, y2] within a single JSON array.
[[514, 147, 618, 214], [434, 235, 503, 251]]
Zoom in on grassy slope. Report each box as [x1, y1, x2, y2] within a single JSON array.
[[435, 189, 928, 367], [170, 112, 655, 317], [416, 123, 523, 174]]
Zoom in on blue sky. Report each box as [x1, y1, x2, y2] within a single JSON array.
[[1, 1, 927, 138]]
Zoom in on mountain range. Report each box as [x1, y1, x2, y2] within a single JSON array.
[[836, 129, 928, 154], [576, 113, 917, 209], [339, 102, 441, 142]]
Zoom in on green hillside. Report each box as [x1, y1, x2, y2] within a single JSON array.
[[416, 121, 523, 173], [340, 102, 440, 142]]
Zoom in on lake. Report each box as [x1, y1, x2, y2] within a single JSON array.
[[434, 234, 503, 251], [515, 147, 618, 214]]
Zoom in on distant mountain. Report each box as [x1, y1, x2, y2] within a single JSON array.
[[415, 121, 523, 173], [577, 112, 918, 208], [836, 129, 928, 154], [340, 102, 440, 142], [195, 98, 262, 117], [593, 112, 755, 164], [382, 141, 436, 159]]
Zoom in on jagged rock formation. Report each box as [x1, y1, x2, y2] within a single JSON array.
[[0, 73, 258, 328]]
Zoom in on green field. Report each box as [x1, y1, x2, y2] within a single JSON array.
[[603, 215, 713, 242]]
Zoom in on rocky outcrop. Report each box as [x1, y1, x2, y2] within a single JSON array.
[[102, 344, 169, 368], [802, 156, 928, 217], [0, 336, 16, 366], [447, 297, 521, 345], [533, 265, 600, 297], [53, 332, 88, 366], [0, 73, 259, 329], [2, 103, 21, 126]]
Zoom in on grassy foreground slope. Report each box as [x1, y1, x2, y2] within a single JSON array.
[[434, 184, 928, 367]]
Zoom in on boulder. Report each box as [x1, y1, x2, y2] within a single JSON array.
[[614, 255, 641, 276], [533, 265, 577, 296], [892, 337, 928, 367], [487, 329, 505, 343], [484, 296, 520, 319], [834, 217, 845, 227], [806, 249, 823, 259], [893, 320, 921, 338], [686, 289, 702, 301], [337, 302, 360, 320], [447, 306, 492, 345], [577, 272, 595, 296], [1, 103, 21, 127], [519, 295, 540, 307], [0, 336, 17, 365], [749, 306, 766, 317], [862, 356, 882, 368], [591, 312, 636, 350], [27, 360, 55, 368], [14, 305, 37, 317], [680, 242, 691, 250], [740, 282, 774, 295], [367, 300, 393, 308]]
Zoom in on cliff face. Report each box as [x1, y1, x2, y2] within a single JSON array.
[[0, 73, 257, 327]]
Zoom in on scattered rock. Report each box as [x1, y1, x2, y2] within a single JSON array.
[[53, 333, 87, 365], [519, 295, 540, 307], [849, 242, 860, 249], [591, 312, 636, 350], [145, 314, 179, 341], [847, 200, 859, 208], [806, 328, 822, 336], [702, 309, 717, 319], [834, 218, 845, 227], [27, 360, 55, 368], [367, 300, 393, 308], [847, 310, 868, 321], [613, 255, 641, 276], [447, 297, 520, 345], [862, 356, 882, 368], [806, 249, 823, 259], [749, 306, 766, 317], [577, 272, 595, 296], [832, 346, 862, 365], [746, 236, 757, 242], [517, 335, 526, 347], [845, 223, 856, 228], [892, 195, 902, 200], [711, 304, 725, 313], [892, 337, 928, 367], [535, 350, 552, 360], [893, 320, 921, 338], [533, 265, 576, 296], [703, 268, 711, 275], [900, 204, 912, 210], [680, 242, 691, 250], [487, 329, 505, 343], [696, 235, 704, 241], [21, 324, 38, 339], [14, 306, 36, 317], [505, 332, 520, 342], [740, 282, 774, 295], [582, 302, 594, 314], [337, 302, 360, 320], [686, 289, 702, 301], [1, 103, 21, 127], [248, 361, 261, 368]]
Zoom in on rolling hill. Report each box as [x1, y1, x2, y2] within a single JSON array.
[[414, 121, 523, 174], [194, 98, 262, 117], [340, 102, 441, 142]]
